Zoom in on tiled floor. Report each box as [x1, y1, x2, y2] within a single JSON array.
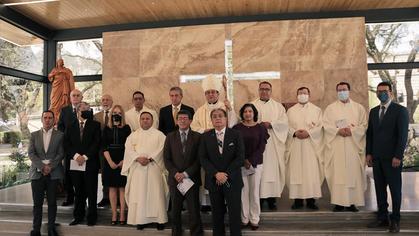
[[0, 169, 418, 212]]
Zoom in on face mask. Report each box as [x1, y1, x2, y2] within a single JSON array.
[[80, 110, 93, 120], [337, 91, 349, 101], [377, 92, 389, 103], [297, 94, 309, 104], [112, 114, 122, 125]]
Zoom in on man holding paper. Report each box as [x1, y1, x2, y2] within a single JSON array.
[[164, 110, 203, 236], [323, 82, 367, 212], [28, 110, 64, 236], [67, 102, 101, 226]]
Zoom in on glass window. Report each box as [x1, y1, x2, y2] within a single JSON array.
[[75, 81, 102, 113], [0, 19, 44, 75], [57, 39, 103, 76], [0, 74, 44, 189], [368, 69, 419, 170], [366, 21, 419, 64]]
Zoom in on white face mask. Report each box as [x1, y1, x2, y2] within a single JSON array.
[[337, 91, 350, 101], [297, 94, 309, 104]]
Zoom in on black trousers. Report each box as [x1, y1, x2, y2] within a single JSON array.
[[71, 170, 98, 222], [99, 149, 109, 200], [63, 158, 74, 201], [170, 185, 203, 236], [31, 175, 59, 231], [209, 185, 242, 236], [373, 157, 402, 222]]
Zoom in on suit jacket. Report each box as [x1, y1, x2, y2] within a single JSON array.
[[199, 128, 244, 191], [65, 118, 101, 172], [159, 104, 195, 135], [57, 105, 77, 133], [28, 129, 65, 180], [366, 102, 409, 160], [94, 110, 109, 131], [164, 129, 201, 187]]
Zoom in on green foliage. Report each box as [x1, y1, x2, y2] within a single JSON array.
[[3, 131, 21, 147], [404, 136, 419, 171], [9, 149, 30, 171]]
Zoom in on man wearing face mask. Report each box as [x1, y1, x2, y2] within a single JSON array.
[[323, 82, 367, 212], [285, 87, 323, 210], [67, 102, 101, 226], [366, 82, 408, 233]]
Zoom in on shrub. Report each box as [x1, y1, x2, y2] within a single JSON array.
[[3, 132, 22, 147]]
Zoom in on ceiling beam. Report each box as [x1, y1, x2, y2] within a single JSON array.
[[52, 7, 419, 41], [0, 6, 51, 39], [0, 65, 46, 82]]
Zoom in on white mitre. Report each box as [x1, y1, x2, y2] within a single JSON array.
[[202, 74, 222, 92]]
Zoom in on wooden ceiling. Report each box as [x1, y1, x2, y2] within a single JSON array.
[[0, 18, 43, 45], [1, 0, 419, 30]]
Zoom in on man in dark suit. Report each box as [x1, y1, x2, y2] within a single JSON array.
[[366, 81, 409, 233], [28, 110, 65, 236], [57, 89, 83, 206], [199, 108, 244, 236], [93, 94, 113, 207], [67, 102, 101, 226], [164, 110, 203, 236], [159, 87, 195, 135]]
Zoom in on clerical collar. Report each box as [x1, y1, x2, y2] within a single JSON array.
[[207, 101, 218, 105], [260, 98, 270, 103]]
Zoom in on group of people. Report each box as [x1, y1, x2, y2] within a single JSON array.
[[28, 73, 408, 236]]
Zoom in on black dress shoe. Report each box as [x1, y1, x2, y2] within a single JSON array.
[[267, 198, 277, 210], [30, 230, 41, 236], [345, 205, 359, 212], [306, 203, 319, 210], [48, 227, 59, 236], [87, 220, 96, 226], [97, 198, 110, 207], [156, 223, 165, 230], [291, 203, 304, 210], [367, 219, 390, 228], [250, 224, 259, 230], [389, 220, 400, 233], [69, 219, 82, 226], [61, 200, 74, 206], [333, 205, 344, 212], [137, 224, 146, 230]]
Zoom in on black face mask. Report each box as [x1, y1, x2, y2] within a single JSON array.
[[80, 110, 93, 120], [112, 114, 122, 125]]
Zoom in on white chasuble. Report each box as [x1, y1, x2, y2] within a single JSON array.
[[323, 99, 367, 206], [253, 98, 288, 198], [190, 101, 238, 134], [285, 102, 324, 199], [122, 127, 168, 225]]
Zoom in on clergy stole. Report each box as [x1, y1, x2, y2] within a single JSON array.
[[323, 100, 367, 188]]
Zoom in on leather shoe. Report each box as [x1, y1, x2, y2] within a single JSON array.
[[156, 223, 165, 230], [367, 219, 389, 228], [69, 219, 82, 226], [61, 200, 74, 206], [30, 230, 41, 236], [137, 224, 146, 230], [48, 227, 59, 236], [333, 205, 344, 212], [389, 220, 400, 233], [345, 205, 359, 212], [87, 220, 96, 226], [306, 203, 319, 210]]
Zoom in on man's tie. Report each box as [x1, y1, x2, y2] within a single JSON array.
[[79, 121, 84, 140], [173, 107, 179, 122], [379, 106, 385, 123], [181, 131, 187, 153], [216, 131, 223, 154], [104, 110, 109, 126]]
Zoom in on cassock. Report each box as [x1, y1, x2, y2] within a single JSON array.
[[323, 99, 367, 207], [252, 98, 288, 198], [125, 106, 159, 131], [121, 127, 168, 225], [190, 101, 238, 206], [285, 102, 323, 199]]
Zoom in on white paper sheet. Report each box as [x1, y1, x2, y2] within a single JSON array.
[[177, 178, 194, 196], [70, 159, 86, 171]]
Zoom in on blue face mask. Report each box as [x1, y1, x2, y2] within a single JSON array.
[[337, 91, 349, 101], [377, 92, 389, 103]]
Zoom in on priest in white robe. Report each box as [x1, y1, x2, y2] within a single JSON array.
[[285, 87, 323, 210], [122, 111, 168, 230], [252, 81, 288, 210], [323, 82, 367, 212], [125, 91, 159, 131], [190, 74, 238, 211]]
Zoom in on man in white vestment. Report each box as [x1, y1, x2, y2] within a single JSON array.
[[122, 111, 168, 230], [190, 74, 238, 211], [252, 81, 288, 210], [125, 91, 159, 131], [323, 82, 367, 212], [285, 87, 323, 210]]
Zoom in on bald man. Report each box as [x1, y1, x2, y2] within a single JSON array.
[[58, 89, 83, 206], [94, 94, 113, 207]]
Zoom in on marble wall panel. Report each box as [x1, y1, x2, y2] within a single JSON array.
[[103, 17, 368, 115]]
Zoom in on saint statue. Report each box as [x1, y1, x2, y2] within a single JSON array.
[[48, 59, 75, 124]]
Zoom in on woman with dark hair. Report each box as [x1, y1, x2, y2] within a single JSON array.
[[233, 103, 269, 230], [102, 105, 131, 225]]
